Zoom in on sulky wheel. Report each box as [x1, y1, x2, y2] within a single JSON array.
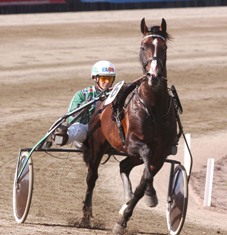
[[13, 152, 34, 223], [166, 164, 188, 235]]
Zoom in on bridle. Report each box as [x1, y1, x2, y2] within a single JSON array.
[[140, 34, 167, 76], [135, 34, 170, 122]]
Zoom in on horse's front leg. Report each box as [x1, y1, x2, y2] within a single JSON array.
[[144, 154, 166, 207], [119, 156, 143, 203], [144, 165, 159, 207], [113, 145, 153, 234], [113, 171, 150, 234]]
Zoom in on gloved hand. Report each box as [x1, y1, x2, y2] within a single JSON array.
[[53, 124, 68, 146], [43, 124, 68, 149]]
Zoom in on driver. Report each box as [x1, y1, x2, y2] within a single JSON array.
[[52, 60, 116, 149]]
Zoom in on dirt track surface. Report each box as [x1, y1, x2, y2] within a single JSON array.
[[1, 6, 227, 235]]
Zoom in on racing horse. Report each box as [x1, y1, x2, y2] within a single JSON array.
[[82, 18, 178, 234]]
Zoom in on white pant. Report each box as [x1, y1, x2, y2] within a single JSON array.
[[67, 123, 88, 148]]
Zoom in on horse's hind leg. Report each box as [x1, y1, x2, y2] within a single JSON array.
[[82, 166, 96, 221], [81, 149, 103, 227]]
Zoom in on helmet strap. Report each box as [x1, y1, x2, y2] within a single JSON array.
[[94, 76, 102, 91], [95, 83, 103, 92]]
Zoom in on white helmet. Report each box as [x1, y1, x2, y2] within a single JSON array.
[[91, 60, 116, 79]]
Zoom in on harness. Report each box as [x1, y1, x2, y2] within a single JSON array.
[[113, 33, 173, 146], [113, 78, 183, 148], [134, 85, 173, 124]]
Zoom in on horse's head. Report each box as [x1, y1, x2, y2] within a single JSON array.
[[139, 18, 171, 86]]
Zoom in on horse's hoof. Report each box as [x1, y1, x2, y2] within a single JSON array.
[[112, 223, 126, 235], [144, 193, 158, 207]]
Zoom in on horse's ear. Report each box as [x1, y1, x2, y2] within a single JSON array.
[[141, 18, 149, 35], [160, 18, 167, 33]]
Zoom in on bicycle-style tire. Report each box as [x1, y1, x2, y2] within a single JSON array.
[[166, 164, 188, 235], [13, 152, 34, 223]]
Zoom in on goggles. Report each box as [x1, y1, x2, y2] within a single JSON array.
[[98, 76, 115, 84]]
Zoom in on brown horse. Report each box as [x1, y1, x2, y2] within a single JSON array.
[[82, 18, 178, 234]]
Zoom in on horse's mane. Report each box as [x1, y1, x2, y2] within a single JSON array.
[[149, 26, 172, 41]]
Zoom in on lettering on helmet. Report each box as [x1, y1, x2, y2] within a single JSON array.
[[102, 67, 115, 72]]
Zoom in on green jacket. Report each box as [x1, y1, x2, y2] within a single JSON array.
[[68, 85, 101, 124]]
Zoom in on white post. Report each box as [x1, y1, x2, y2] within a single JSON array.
[[203, 158, 215, 207], [184, 133, 191, 176]]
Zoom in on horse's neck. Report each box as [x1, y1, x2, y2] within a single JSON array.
[[163, 68, 167, 78], [138, 81, 169, 114]]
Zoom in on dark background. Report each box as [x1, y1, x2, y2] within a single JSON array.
[[0, 0, 226, 14]]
